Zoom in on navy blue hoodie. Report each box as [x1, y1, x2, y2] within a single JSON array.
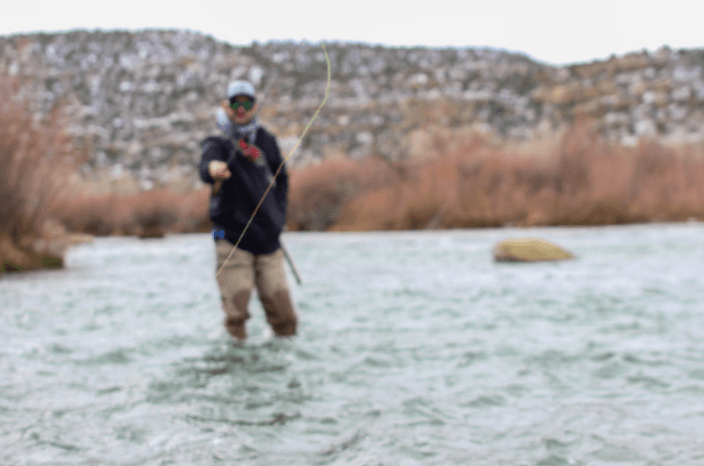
[[198, 128, 288, 255]]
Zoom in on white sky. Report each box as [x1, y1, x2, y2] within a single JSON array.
[[1, 0, 702, 66]]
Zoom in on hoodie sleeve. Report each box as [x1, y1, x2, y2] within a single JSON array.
[[199, 136, 228, 184]]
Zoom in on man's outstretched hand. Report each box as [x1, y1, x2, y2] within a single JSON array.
[[209, 161, 231, 181]]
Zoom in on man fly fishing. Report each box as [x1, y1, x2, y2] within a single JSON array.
[[199, 80, 297, 341]]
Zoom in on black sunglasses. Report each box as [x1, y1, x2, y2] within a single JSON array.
[[229, 99, 254, 111]]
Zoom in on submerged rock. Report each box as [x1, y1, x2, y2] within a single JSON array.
[[493, 238, 575, 262]]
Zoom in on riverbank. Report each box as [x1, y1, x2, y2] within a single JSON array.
[[0, 219, 93, 273], [47, 120, 704, 240]]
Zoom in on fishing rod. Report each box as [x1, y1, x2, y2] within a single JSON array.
[[258, 70, 304, 284]]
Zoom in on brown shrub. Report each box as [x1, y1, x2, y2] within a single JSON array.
[[40, 116, 704, 240], [328, 121, 704, 231], [286, 156, 400, 231], [53, 187, 212, 237], [0, 77, 85, 272]]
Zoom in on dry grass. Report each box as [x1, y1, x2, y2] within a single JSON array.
[[286, 156, 401, 231], [52, 187, 212, 238], [50, 122, 704, 237], [325, 121, 704, 231], [8, 78, 702, 249], [0, 77, 86, 272]]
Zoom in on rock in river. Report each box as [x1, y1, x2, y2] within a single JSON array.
[[493, 238, 575, 262]]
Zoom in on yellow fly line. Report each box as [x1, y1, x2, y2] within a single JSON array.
[[215, 42, 331, 281]]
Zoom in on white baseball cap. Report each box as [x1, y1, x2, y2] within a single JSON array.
[[227, 80, 256, 100]]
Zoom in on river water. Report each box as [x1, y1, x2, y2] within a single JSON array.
[[2, 223, 704, 466]]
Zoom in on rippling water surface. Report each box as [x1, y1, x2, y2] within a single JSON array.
[[2, 224, 704, 465]]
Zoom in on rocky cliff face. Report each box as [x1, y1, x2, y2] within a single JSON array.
[[1, 29, 703, 191]]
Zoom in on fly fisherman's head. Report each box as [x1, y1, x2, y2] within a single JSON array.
[[220, 80, 259, 126]]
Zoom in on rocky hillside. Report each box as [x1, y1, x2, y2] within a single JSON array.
[[1, 29, 703, 191]]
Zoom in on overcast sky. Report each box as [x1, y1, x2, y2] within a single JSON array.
[[2, 0, 702, 66]]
